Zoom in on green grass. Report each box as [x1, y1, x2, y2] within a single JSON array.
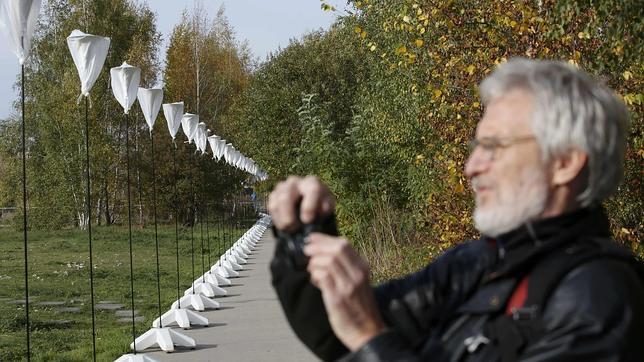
[[0, 221, 252, 361]]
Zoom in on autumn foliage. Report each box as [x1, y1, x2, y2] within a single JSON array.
[[223, 0, 642, 278]]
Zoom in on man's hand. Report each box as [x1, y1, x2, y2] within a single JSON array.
[[268, 175, 335, 232], [304, 233, 386, 351]]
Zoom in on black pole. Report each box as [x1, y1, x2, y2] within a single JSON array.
[[203, 169, 212, 270], [83, 96, 97, 362], [20, 64, 30, 362], [199, 185, 205, 282], [190, 154, 196, 294], [150, 130, 162, 328], [199, 162, 206, 283], [223, 203, 227, 261], [205, 198, 212, 269], [229, 200, 233, 257], [218, 211, 222, 260], [125, 113, 137, 353], [173, 144, 181, 308]]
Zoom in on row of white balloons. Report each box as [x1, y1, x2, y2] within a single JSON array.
[[67, 28, 269, 180], [1, 1, 268, 182]]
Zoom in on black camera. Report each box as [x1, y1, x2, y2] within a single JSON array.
[[274, 204, 338, 270]]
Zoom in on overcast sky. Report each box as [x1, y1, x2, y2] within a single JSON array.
[[0, 0, 346, 119]]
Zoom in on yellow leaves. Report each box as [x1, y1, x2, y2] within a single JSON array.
[[567, 51, 582, 67], [415, 154, 425, 165], [623, 71, 633, 81], [354, 26, 367, 39], [370, 44, 377, 51], [433, 89, 443, 98], [472, 101, 480, 109], [419, 27, 426, 35], [395, 45, 407, 55], [494, 57, 507, 65], [320, 2, 335, 12], [622, 93, 643, 106], [577, 31, 591, 39], [454, 181, 465, 194], [612, 42, 624, 56], [415, 39, 424, 47], [403, 15, 411, 23], [465, 64, 475, 76]]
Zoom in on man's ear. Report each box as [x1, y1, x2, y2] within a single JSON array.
[[551, 148, 588, 186]]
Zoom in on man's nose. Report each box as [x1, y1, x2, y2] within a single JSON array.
[[465, 147, 489, 179]]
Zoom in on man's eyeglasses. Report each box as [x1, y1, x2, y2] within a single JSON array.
[[468, 136, 536, 161]]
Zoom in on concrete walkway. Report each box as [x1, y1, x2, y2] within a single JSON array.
[[146, 230, 318, 361]]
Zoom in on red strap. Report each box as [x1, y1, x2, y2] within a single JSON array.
[[505, 276, 529, 315]]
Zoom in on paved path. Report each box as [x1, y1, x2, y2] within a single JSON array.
[[146, 230, 318, 361]]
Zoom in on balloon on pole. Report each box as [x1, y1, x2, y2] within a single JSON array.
[[110, 61, 142, 358], [195, 122, 208, 154], [207, 135, 221, 160], [67, 30, 110, 101], [137, 87, 163, 133], [162, 102, 184, 143], [0, 1, 42, 360], [181, 113, 199, 144], [67, 27, 111, 362], [111, 62, 140, 114]]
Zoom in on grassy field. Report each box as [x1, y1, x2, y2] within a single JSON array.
[[0, 220, 252, 361]]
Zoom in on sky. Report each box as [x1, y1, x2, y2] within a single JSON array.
[[0, 0, 347, 119]]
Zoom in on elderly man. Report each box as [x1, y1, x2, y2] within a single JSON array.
[[268, 58, 644, 361]]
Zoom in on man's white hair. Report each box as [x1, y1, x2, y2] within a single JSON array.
[[479, 58, 629, 207]]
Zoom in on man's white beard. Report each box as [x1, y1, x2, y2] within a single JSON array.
[[473, 165, 549, 238]]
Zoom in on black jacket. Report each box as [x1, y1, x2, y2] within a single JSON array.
[[270, 207, 644, 361]]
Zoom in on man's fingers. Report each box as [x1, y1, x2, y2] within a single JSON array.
[[268, 175, 334, 231], [268, 176, 302, 231], [298, 175, 333, 224], [305, 233, 369, 288], [320, 196, 335, 217]]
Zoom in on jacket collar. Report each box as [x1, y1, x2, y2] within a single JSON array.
[[484, 205, 610, 280]]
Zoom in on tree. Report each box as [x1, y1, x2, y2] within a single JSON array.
[[161, 3, 252, 221], [0, 0, 161, 229]]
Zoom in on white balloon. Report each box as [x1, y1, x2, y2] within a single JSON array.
[[110, 62, 140, 114], [217, 139, 227, 160], [67, 29, 110, 98], [162, 102, 184, 141], [207, 135, 221, 159], [0, 0, 41, 65], [181, 113, 199, 143], [196, 122, 207, 153], [137, 87, 163, 132]]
